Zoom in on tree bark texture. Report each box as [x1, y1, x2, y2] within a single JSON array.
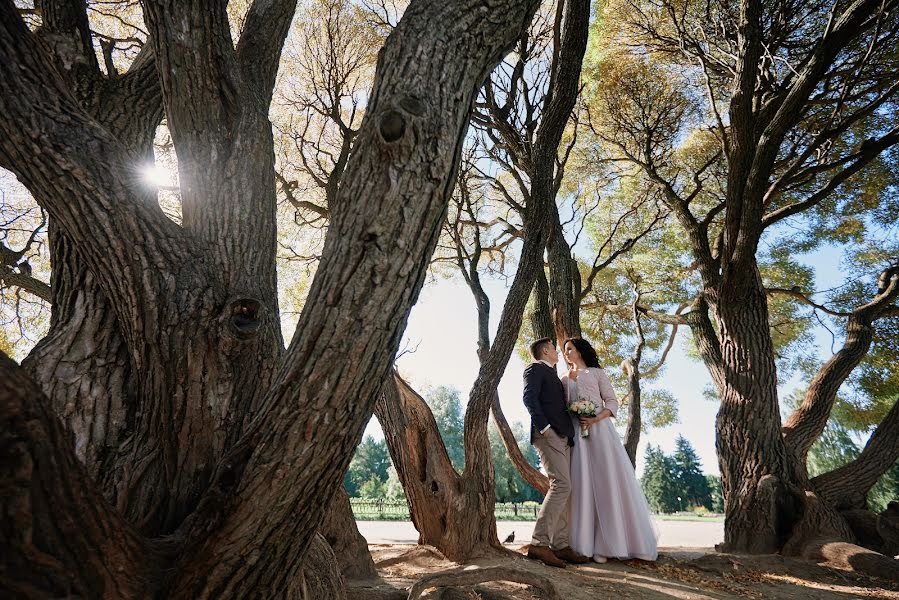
[[714, 262, 854, 555], [0, 353, 153, 599], [375, 374, 469, 554], [530, 268, 556, 342], [0, 0, 543, 596], [321, 487, 379, 580], [165, 2, 542, 595], [1, 1, 286, 536]]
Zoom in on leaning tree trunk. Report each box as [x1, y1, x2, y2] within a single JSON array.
[[622, 359, 641, 469], [375, 373, 470, 553], [546, 214, 582, 344], [320, 487, 378, 581], [491, 394, 549, 495], [530, 268, 556, 342], [621, 288, 646, 467]]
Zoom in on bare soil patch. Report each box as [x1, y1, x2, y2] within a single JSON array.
[[346, 544, 899, 599]]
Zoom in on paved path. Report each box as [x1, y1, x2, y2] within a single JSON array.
[[358, 519, 723, 549]]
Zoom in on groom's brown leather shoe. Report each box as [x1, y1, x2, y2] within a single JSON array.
[[527, 545, 567, 568], [553, 547, 590, 564]]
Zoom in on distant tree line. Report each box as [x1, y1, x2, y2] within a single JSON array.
[[640, 436, 720, 513], [345, 385, 543, 504]]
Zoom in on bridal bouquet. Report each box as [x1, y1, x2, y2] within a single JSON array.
[[568, 397, 597, 438]]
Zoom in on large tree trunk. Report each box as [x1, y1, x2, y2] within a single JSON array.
[[714, 262, 853, 554], [0, 353, 153, 599], [375, 373, 469, 552], [163, 4, 544, 594], [0, 0, 543, 596]]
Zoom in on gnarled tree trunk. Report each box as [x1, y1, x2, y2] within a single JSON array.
[[0, 0, 543, 596]]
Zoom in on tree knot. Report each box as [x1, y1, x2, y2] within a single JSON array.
[[379, 110, 407, 143], [228, 298, 262, 339]]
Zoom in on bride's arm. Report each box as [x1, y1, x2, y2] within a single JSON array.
[[596, 369, 618, 417]]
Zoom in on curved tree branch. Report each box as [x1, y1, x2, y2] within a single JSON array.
[[812, 397, 899, 510], [783, 266, 899, 461]]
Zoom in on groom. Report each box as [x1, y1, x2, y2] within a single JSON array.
[[522, 338, 588, 568]]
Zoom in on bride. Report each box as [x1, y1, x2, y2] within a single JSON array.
[[561, 337, 658, 563]]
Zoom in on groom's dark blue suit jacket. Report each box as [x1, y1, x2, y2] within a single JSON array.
[[522, 362, 575, 445]]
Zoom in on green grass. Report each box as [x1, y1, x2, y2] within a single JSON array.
[[349, 499, 725, 522]]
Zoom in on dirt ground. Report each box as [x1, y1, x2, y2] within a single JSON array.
[[346, 544, 899, 600]]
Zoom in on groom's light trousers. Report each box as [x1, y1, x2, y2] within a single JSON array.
[[531, 429, 572, 549]]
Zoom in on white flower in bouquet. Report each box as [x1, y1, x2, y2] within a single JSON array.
[[568, 397, 597, 437]]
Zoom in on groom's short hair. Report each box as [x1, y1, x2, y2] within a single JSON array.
[[529, 337, 553, 360]]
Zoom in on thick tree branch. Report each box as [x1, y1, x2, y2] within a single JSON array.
[[39, 0, 100, 77], [0, 268, 52, 302], [0, 4, 190, 335], [143, 0, 282, 295], [783, 266, 899, 461], [812, 397, 899, 510], [237, 0, 299, 106]]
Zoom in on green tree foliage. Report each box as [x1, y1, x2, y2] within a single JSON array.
[[706, 475, 724, 513], [490, 421, 543, 503], [343, 435, 391, 497], [640, 444, 681, 513], [641, 439, 715, 512], [424, 385, 466, 470], [673, 435, 712, 510]]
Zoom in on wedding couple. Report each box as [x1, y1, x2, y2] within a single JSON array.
[[523, 337, 658, 567]]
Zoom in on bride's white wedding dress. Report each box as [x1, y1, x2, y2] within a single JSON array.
[[562, 367, 658, 561]]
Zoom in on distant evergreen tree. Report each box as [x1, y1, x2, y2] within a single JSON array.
[[673, 435, 712, 509], [706, 475, 724, 513], [344, 435, 391, 496], [641, 444, 681, 512]]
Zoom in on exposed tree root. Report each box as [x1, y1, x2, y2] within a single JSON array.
[[302, 533, 347, 600], [406, 566, 559, 600], [799, 538, 899, 584], [841, 508, 899, 557]]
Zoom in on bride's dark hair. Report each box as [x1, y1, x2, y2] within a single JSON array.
[[564, 337, 601, 369]]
